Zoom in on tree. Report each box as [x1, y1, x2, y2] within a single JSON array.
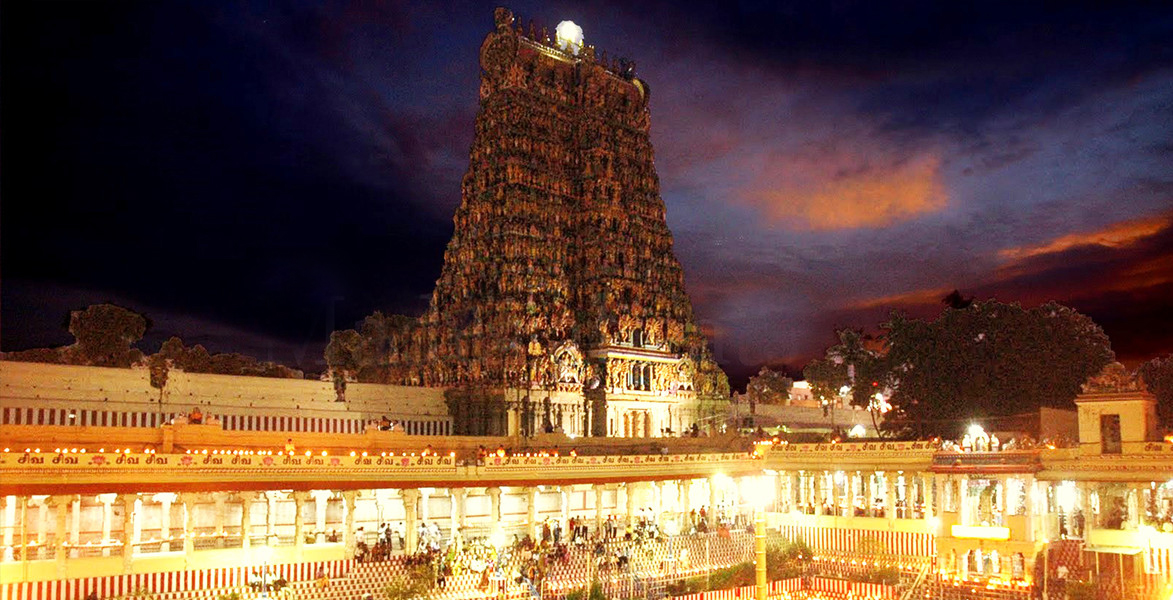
[[383, 563, 435, 600], [152, 336, 300, 379], [882, 300, 1114, 438], [802, 358, 849, 408], [1140, 354, 1173, 427], [325, 329, 362, 401], [355, 312, 416, 383], [804, 328, 892, 435], [4, 347, 64, 364], [565, 579, 606, 600], [746, 367, 794, 407], [941, 289, 974, 309], [65, 303, 148, 367]]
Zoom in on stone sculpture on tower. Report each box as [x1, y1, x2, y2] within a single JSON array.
[[334, 8, 729, 437]]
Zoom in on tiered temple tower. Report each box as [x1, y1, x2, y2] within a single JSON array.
[[391, 8, 728, 436]]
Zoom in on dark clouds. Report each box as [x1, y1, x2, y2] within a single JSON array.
[[3, 1, 1172, 387]]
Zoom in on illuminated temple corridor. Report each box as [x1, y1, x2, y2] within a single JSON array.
[[3, 409, 1173, 599]]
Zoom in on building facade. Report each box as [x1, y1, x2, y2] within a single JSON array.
[[2, 362, 1172, 599]]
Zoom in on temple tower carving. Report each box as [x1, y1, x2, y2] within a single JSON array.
[[380, 8, 729, 436]]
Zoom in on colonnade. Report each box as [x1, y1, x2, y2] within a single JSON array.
[[4, 471, 1166, 583], [0, 475, 754, 576]]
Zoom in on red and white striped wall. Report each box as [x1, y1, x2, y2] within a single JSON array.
[[0, 559, 353, 600], [1, 406, 452, 436], [1, 407, 180, 428], [1147, 545, 1173, 581], [776, 524, 935, 557], [670, 578, 897, 600]]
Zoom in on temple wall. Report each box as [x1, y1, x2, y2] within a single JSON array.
[[0, 361, 451, 432], [735, 403, 878, 434]]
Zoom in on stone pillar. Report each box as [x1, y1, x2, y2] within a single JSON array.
[[419, 489, 431, 524], [679, 480, 691, 528], [402, 489, 419, 554], [1023, 475, 1036, 542], [96, 492, 115, 557], [51, 495, 70, 577], [179, 493, 196, 565], [958, 476, 970, 525], [120, 494, 136, 573], [1000, 477, 1012, 526], [935, 475, 946, 516], [1075, 481, 1092, 531], [652, 481, 664, 524], [774, 471, 785, 513], [342, 491, 357, 555], [708, 477, 719, 527], [132, 497, 143, 551], [451, 489, 467, 532], [923, 473, 935, 522], [293, 491, 307, 552], [2, 496, 17, 561], [560, 487, 571, 533], [153, 492, 177, 553], [811, 472, 822, 514], [32, 495, 49, 560], [239, 492, 254, 550], [487, 487, 502, 525], [69, 496, 81, 559], [849, 472, 860, 520], [311, 490, 331, 544], [263, 491, 282, 545], [526, 487, 539, 538], [212, 492, 228, 548], [867, 472, 877, 517], [1128, 484, 1143, 530], [884, 473, 896, 526], [626, 482, 637, 528], [593, 485, 605, 532]]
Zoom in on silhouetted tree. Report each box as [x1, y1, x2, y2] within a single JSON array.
[[356, 312, 416, 383], [746, 367, 794, 407], [65, 304, 148, 367], [1140, 354, 1173, 427], [804, 328, 891, 434], [882, 300, 1114, 438], [941, 289, 974, 309], [325, 329, 362, 401]]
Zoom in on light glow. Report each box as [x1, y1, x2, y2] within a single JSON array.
[[555, 21, 584, 56], [951, 525, 1010, 540]]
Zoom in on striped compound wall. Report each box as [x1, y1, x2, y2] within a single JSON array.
[[0, 406, 451, 436], [776, 524, 936, 557], [0, 559, 352, 600]]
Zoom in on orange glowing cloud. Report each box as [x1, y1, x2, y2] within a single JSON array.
[[847, 287, 955, 310], [843, 211, 1173, 314], [998, 214, 1170, 262], [754, 154, 947, 230]]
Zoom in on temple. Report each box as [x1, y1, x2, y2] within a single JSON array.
[[371, 7, 728, 438], [3, 8, 1172, 600], [2, 361, 1173, 600]]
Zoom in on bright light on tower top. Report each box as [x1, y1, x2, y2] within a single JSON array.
[[555, 21, 584, 55]]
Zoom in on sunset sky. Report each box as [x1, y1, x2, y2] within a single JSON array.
[[4, 1, 1171, 388]]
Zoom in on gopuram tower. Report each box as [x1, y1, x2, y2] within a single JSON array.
[[378, 8, 728, 436]]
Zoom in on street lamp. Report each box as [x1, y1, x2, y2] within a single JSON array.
[[255, 544, 275, 598]]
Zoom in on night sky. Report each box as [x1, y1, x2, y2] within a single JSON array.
[[4, 1, 1172, 389]]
